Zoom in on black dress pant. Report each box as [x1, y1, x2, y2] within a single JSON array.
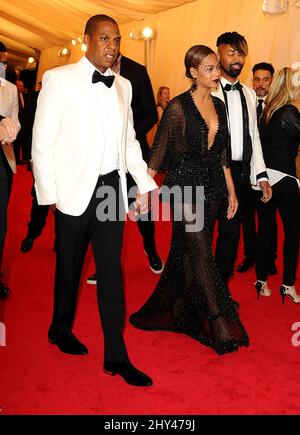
[[0, 177, 12, 243], [215, 161, 250, 278], [255, 177, 300, 286], [50, 171, 128, 362], [127, 173, 156, 253], [13, 135, 22, 162], [241, 187, 277, 262], [27, 179, 50, 239], [0, 157, 12, 271]]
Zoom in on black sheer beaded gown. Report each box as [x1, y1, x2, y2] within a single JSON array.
[[129, 91, 249, 355]]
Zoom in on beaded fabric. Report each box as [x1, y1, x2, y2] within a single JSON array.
[[129, 91, 249, 355]]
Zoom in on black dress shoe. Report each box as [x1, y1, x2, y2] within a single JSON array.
[[104, 360, 153, 387], [48, 331, 88, 355], [268, 260, 277, 275], [21, 235, 34, 252], [144, 250, 164, 274], [236, 257, 255, 273], [0, 279, 10, 298]]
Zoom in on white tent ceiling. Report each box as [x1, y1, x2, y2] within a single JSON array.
[[0, 0, 196, 65]]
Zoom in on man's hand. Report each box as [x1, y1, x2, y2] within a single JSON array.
[[259, 180, 272, 203], [135, 192, 151, 215], [0, 117, 20, 144]]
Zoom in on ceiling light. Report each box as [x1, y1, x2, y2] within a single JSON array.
[[129, 28, 143, 40], [262, 0, 289, 14], [28, 57, 35, 64], [58, 48, 71, 57], [142, 27, 155, 40], [130, 27, 155, 40]]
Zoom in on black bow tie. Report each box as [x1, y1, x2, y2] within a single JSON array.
[[92, 70, 115, 88], [223, 82, 243, 92]]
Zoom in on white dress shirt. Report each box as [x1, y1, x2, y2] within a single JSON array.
[[221, 77, 243, 161], [82, 57, 120, 175]]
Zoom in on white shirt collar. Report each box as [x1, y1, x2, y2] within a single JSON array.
[[221, 76, 239, 87]]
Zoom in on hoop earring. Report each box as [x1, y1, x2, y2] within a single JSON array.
[[191, 77, 197, 92]]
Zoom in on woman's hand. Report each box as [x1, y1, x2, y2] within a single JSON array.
[[227, 191, 238, 219]]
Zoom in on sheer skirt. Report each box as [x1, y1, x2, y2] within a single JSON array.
[[129, 199, 249, 355]]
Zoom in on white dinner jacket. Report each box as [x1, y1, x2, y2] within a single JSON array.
[[212, 82, 267, 186], [32, 57, 157, 216], [0, 77, 20, 172]]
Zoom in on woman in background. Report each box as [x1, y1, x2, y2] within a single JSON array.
[[156, 86, 170, 124], [254, 67, 300, 303], [147, 86, 170, 147]]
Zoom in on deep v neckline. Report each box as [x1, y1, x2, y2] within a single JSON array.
[[189, 91, 220, 150]]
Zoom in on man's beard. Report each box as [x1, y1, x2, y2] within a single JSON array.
[[222, 63, 243, 78]]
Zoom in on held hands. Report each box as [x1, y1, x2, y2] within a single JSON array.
[[134, 192, 151, 215], [0, 117, 20, 144], [227, 191, 238, 219], [259, 180, 272, 203]]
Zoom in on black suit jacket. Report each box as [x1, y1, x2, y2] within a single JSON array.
[[259, 104, 300, 177], [120, 56, 157, 162], [20, 91, 39, 161]]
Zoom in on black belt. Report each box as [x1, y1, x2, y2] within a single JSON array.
[[98, 169, 119, 183], [99, 169, 119, 180]]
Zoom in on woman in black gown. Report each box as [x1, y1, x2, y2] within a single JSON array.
[[130, 45, 249, 355]]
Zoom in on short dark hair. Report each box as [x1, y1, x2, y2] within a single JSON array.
[[252, 62, 275, 76], [185, 45, 216, 79], [0, 41, 7, 52], [216, 31, 248, 56], [84, 14, 118, 36]]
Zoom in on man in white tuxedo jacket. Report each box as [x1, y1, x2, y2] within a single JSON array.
[[0, 40, 20, 298], [32, 15, 157, 387], [211, 32, 272, 283]]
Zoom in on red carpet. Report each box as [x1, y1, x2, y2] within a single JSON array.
[[0, 166, 299, 415]]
